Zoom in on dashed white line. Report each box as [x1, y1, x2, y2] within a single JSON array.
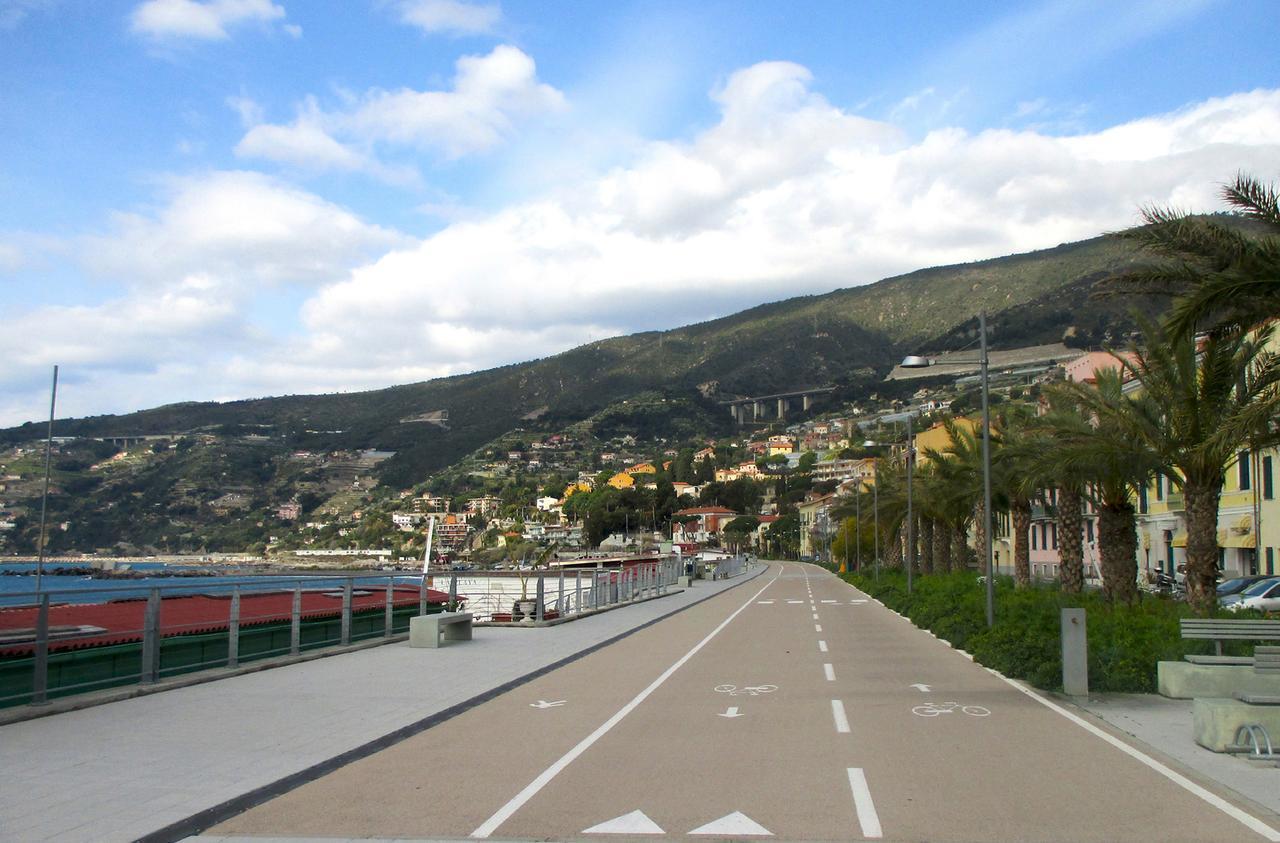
[[823, 663, 836, 681], [815, 624, 822, 633], [812, 613, 820, 620], [831, 699, 850, 733], [818, 640, 828, 653], [847, 768, 883, 838]]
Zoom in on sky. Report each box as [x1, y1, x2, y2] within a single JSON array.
[[1, 0, 1278, 427]]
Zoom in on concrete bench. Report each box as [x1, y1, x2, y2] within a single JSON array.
[[1194, 697, 1280, 751], [409, 611, 473, 648], [1160, 644, 1280, 698]]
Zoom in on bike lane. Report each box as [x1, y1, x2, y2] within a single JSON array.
[[485, 561, 866, 840], [806, 563, 1275, 842], [209, 565, 779, 840]]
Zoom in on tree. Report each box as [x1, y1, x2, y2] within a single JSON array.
[[764, 514, 800, 559], [1073, 320, 1280, 610], [1108, 173, 1280, 338], [1044, 371, 1163, 603], [722, 516, 761, 553]]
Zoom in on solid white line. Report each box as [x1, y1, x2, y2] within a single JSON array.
[[847, 768, 883, 838], [823, 663, 836, 681], [470, 577, 778, 838], [831, 699, 850, 733], [818, 640, 828, 653], [991, 672, 1280, 841], [815, 624, 822, 632]]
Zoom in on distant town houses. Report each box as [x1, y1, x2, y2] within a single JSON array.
[[672, 506, 740, 545]]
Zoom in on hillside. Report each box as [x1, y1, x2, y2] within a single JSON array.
[[0, 230, 1161, 553]]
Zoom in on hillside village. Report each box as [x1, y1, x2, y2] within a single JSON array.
[[5, 336, 1272, 589]]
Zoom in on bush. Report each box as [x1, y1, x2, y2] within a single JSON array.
[[845, 570, 1211, 693]]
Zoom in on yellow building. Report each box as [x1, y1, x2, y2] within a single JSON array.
[[562, 481, 593, 500], [912, 417, 980, 465], [606, 472, 636, 490], [624, 462, 657, 475]]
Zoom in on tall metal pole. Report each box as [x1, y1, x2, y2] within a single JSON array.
[[35, 365, 58, 595], [980, 310, 995, 627], [906, 413, 915, 594], [855, 486, 861, 571], [873, 474, 880, 581]]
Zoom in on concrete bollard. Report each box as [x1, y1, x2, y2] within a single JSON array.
[[1061, 608, 1088, 696]]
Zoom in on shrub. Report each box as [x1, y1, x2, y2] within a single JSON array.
[[845, 570, 1210, 693]]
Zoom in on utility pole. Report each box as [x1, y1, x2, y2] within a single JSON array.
[[35, 365, 59, 595]]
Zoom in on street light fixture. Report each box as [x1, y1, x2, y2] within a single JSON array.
[[901, 310, 995, 627]]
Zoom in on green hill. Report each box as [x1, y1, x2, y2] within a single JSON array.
[[0, 230, 1161, 553]]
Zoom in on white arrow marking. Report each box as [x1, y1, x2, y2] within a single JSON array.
[[910, 684, 932, 693], [690, 811, 773, 836], [583, 810, 664, 835], [717, 706, 744, 718], [530, 700, 566, 708]]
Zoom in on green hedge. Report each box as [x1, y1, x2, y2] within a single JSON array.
[[843, 571, 1256, 693]]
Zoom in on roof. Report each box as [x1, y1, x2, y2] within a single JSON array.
[[674, 506, 738, 515], [0, 585, 449, 656]]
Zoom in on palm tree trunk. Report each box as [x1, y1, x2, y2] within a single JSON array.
[[1184, 479, 1224, 614], [886, 524, 903, 569], [919, 518, 935, 574], [1098, 502, 1138, 604], [952, 525, 975, 571], [933, 519, 951, 573], [1012, 500, 1031, 588], [1057, 488, 1085, 594], [973, 501, 987, 569]]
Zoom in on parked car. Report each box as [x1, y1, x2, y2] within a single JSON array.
[[1225, 577, 1280, 612], [1217, 575, 1272, 603]]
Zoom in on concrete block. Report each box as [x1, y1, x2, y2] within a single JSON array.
[[1158, 660, 1280, 699], [409, 612, 472, 648], [1193, 697, 1280, 752]]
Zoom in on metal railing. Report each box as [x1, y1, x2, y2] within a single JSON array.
[[0, 573, 441, 709], [0, 554, 744, 709]]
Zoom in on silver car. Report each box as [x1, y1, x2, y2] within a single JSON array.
[[1225, 576, 1280, 612]]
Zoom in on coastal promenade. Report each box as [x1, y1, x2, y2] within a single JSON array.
[[5, 562, 1280, 842], [0, 568, 761, 843]]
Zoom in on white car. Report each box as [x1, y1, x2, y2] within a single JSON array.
[[1226, 577, 1280, 612]]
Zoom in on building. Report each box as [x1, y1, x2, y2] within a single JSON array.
[[607, 472, 636, 490], [797, 493, 838, 558], [466, 496, 502, 517], [671, 506, 739, 545]]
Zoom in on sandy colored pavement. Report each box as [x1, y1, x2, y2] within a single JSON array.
[[208, 563, 1278, 842]]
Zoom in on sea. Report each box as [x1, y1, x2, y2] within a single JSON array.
[[0, 562, 426, 607]]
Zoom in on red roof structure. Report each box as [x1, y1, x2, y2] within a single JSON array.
[[0, 585, 449, 656]]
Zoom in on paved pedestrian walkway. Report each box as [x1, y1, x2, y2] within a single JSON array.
[[0, 568, 763, 843]]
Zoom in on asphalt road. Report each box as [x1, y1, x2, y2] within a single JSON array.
[[209, 562, 1278, 842]]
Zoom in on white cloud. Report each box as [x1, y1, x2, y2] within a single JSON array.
[[396, 0, 500, 36], [0, 0, 58, 31], [4, 66, 1279, 427], [130, 0, 292, 41], [0, 240, 23, 272], [234, 45, 566, 173]]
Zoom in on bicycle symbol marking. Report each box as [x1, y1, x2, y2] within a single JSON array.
[[714, 684, 778, 697], [911, 701, 991, 718]]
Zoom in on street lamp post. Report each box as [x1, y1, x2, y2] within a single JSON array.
[[905, 413, 915, 594], [901, 309, 995, 626], [855, 484, 861, 572], [863, 440, 880, 582]]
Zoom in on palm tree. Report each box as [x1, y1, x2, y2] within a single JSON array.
[[1071, 321, 1280, 611], [992, 405, 1045, 589], [1107, 173, 1280, 337], [1041, 375, 1164, 603]]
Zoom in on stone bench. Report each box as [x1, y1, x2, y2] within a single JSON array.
[[409, 611, 473, 648], [1180, 618, 1280, 662]]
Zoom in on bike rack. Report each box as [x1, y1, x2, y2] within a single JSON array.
[[1228, 724, 1278, 762]]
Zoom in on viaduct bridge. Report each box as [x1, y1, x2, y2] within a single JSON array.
[[723, 386, 836, 424]]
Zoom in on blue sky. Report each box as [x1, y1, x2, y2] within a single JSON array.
[[1, 0, 1278, 426]]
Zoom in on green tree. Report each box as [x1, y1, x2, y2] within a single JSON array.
[[1073, 320, 1280, 611], [1108, 173, 1280, 338]]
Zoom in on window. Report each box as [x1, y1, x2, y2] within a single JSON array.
[[1265, 456, 1274, 501], [1086, 520, 1094, 543], [1240, 451, 1252, 490], [1139, 486, 1148, 514], [1051, 523, 1058, 550], [1268, 547, 1275, 576], [1031, 527, 1038, 550]]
